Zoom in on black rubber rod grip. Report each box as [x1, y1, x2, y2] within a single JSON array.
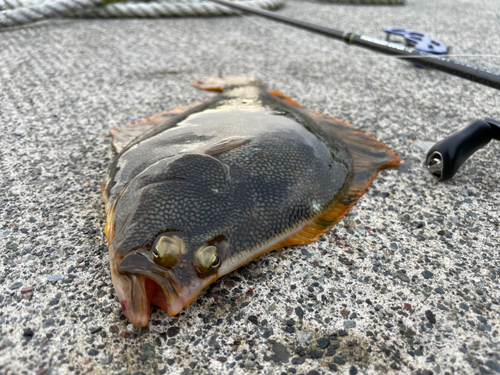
[[425, 119, 494, 181]]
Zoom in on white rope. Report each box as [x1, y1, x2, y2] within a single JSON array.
[[0, 0, 284, 27], [79, 0, 285, 18], [0, 0, 99, 26], [0, 0, 406, 28]]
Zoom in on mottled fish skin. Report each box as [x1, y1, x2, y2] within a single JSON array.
[[102, 77, 399, 326]]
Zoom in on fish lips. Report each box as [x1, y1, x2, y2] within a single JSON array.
[[117, 252, 184, 324]]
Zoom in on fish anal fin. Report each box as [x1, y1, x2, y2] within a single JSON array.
[[110, 104, 199, 153], [190, 76, 259, 92], [269, 90, 305, 109], [272, 112, 400, 249], [271, 182, 378, 249]]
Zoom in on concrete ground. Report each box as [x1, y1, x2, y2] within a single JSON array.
[[0, 0, 499, 374]]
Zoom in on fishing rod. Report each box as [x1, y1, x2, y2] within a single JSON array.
[[210, 0, 500, 181], [211, 0, 500, 90]]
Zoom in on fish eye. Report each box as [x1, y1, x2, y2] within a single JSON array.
[[212, 253, 220, 268], [194, 245, 221, 277], [152, 235, 185, 268]]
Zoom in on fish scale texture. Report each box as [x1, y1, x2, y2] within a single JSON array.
[[0, 0, 500, 374], [108, 97, 351, 258]]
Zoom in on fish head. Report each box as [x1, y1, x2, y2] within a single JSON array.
[[109, 232, 227, 327], [106, 153, 232, 327]]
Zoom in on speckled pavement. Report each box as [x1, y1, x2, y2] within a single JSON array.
[[1, 0, 499, 374]]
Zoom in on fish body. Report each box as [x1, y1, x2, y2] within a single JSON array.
[[102, 76, 400, 327]]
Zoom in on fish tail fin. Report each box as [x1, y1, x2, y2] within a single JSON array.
[[190, 76, 261, 92], [270, 113, 400, 248]]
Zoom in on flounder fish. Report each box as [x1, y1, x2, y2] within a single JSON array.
[[102, 76, 400, 327]]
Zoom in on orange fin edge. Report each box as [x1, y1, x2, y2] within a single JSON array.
[[271, 112, 401, 249], [269, 90, 305, 109]]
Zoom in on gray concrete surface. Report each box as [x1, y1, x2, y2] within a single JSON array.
[[1, 0, 499, 374]]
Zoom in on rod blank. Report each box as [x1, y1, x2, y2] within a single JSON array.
[[211, 0, 500, 90]]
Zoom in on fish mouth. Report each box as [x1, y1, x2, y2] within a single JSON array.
[[110, 249, 215, 327]]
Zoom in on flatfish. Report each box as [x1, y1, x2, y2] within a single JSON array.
[[102, 76, 400, 326]]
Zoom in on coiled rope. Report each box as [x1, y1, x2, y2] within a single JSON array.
[[0, 0, 404, 28], [0, 0, 284, 28]]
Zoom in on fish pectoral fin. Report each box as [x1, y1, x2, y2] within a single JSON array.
[[109, 104, 199, 153], [193, 136, 250, 156], [190, 76, 259, 92]]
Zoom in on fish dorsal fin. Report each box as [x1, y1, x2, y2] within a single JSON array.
[[110, 104, 199, 153], [190, 76, 260, 92], [270, 112, 400, 250]]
